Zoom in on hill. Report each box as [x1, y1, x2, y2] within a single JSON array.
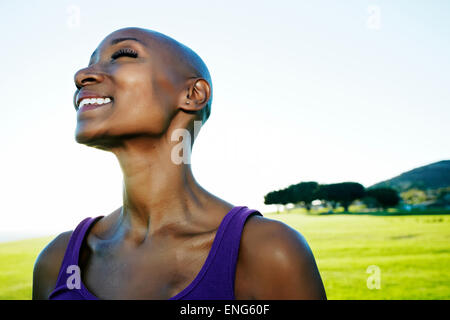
[[369, 160, 450, 192]]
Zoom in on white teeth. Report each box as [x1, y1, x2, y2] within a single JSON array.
[[78, 97, 112, 109]]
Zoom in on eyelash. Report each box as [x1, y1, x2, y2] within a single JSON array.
[[111, 48, 138, 60]]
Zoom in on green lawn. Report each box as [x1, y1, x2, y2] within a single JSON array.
[[1, 212, 449, 299], [0, 236, 54, 300], [265, 211, 450, 299]]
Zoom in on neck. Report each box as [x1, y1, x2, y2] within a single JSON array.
[[109, 134, 208, 244]]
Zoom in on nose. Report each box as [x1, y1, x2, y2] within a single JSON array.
[[74, 65, 105, 89]]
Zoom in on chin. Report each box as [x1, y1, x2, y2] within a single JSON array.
[[75, 132, 96, 148], [75, 128, 98, 146], [75, 130, 122, 151]]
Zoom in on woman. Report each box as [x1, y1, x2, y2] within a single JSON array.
[[32, 27, 327, 300]]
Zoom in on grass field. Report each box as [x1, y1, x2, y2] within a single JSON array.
[[1, 211, 449, 299]]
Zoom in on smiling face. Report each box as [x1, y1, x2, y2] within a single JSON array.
[[73, 28, 211, 150]]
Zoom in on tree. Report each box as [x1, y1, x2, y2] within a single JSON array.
[[437, 187, 450, 205], [318, 182, 365, 212], [286, 181, 319, 211], [264, 182, 321, 213], [361, 196, 379, 209], [290, 182, 319, 212], [400, 189, 427, 205], [366, 188, 400, 209], [264, 191, 277, 206], [316, 184, 336, 209], [264, 188, 292, 212]]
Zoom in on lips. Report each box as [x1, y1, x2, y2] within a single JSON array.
[[78, 97, 113, 113], [76, 91, 113, 112]]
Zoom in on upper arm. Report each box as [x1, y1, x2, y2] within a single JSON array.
[[32, 231, 72, 300], [237, 216, 327, 300]]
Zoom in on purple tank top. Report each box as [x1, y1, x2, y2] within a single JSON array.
[[48, 206, 262, 300]]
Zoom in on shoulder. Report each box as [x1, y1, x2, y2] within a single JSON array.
[[236, 215, 327, 299], [32, 230, 73, 300]]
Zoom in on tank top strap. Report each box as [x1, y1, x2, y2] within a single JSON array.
[[53, 216, 103, 289], [219, 206, 262, 279], [175, 205, 262, 300]]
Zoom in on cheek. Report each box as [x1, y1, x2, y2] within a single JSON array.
[[110, 64, 172, 134]]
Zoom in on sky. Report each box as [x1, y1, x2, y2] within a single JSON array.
[[0, 0, 449, 241]]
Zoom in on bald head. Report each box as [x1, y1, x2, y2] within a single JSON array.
[[102, 27, 213, 124]]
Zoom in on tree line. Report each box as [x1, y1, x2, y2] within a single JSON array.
[[264, 182, 400, 212]]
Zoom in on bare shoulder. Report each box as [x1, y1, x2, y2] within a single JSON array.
[[32, 230, 73, 300], [32, 208, 119, 300], [236, 215, 327, 300]]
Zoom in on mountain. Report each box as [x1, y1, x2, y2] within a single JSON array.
[[369, 160, 450, 192]]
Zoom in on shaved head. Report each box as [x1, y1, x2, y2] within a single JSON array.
[[103, 27, 213, 124]]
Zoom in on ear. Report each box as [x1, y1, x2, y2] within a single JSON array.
[[178, 78, 211, 113]]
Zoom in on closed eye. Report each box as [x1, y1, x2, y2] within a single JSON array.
[[111, 48, 138, 60]]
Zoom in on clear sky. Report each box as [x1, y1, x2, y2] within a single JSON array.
[[1, 0, 449, 241]]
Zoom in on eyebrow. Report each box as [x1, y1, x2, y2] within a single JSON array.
[[110, 37, 144, 46], [89, 37, 145, 62]]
